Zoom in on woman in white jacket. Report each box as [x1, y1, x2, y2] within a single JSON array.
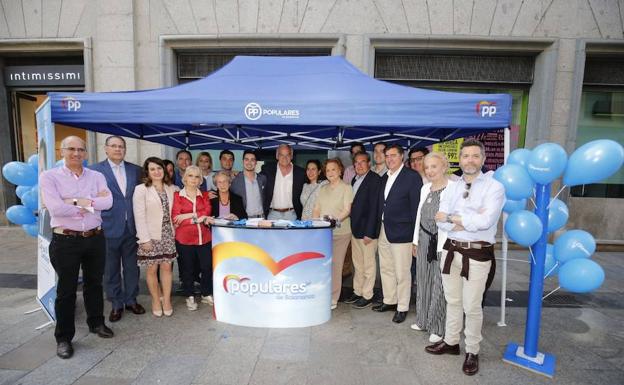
[[133, 157, 178, 317], [411, 152, 454, 343]]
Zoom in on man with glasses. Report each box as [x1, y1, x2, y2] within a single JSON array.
[[374, 144, 422, 324], [408, 147, 429, 183], [40, 136, 114, 359], [91, 136, 144, 322], [425, 139, 504, 376]]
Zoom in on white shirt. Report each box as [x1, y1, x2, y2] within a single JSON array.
[[436, 172, 505, 244], [271, 165, 293, 209], [384, 163, 404, 200], [107, 158, 126, 196]]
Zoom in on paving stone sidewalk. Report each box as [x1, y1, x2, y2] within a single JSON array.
[[0, 227, 622, 385]]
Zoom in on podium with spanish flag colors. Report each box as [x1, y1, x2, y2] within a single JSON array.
[[212, 225, 333, 328]]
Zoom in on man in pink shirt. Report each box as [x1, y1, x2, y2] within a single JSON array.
[[39, 136, 114, 359]]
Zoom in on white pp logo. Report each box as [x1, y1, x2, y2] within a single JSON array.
[[244, 103, 262, 120]]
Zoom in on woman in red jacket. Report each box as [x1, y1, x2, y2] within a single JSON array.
[[171, 165, 212, 311]]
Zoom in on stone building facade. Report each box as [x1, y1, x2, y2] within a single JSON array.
[[0, 0, 622, 242]]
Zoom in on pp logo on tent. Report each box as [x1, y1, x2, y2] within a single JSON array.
[[244, 102, 262, 121], [476, 101, 496, 117], [61, 96, 81, 112]]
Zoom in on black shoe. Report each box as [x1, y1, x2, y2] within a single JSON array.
[[392, 311, 407, 323], [463, 353, 479, 375], [109, 308, 123, 322], [125, 303, 146, 315], [371, 303, 397, 312], [56, 341, 73, 359], [352, 297, 373, 309], [89, 324, 114, 338], [344, 293, 362, 304], [425, 340, 460, 355]]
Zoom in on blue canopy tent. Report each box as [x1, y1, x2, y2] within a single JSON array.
[[45, 56, 514, 326], [48, 55, 512, 150]]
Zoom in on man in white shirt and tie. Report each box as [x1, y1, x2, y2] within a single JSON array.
[[90, 136, 144, 322], [261, 144, 306, 220]]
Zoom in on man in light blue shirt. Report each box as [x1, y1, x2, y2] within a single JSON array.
[[425, 139, 505, 377], [231, 150, 267, 218]]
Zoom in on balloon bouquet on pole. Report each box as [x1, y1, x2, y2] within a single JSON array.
[[494, 139, 623, 377], [2, 154, 40, 237]]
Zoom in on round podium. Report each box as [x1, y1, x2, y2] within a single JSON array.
[[212, 224, 333, 328]]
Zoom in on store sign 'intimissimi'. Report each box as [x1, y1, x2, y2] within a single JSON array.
[[4, 65, 84, 86]]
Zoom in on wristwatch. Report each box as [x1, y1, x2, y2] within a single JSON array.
[[72, 198, 78, 206], [446, 215, 453, 224]]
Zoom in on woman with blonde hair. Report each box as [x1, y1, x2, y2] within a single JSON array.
[[133, 157, 178, 317], [313, 158, 353, 310], [171, 165, 213, 311], [411, 151, 454, 342], [196, 151, 215, 191]]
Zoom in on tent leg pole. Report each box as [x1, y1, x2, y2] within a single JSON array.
[[498, 127, 511, 327]]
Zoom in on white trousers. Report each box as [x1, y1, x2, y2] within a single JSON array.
[[441, 249, 491, 354]]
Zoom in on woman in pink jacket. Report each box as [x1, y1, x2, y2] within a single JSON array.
[[133, 157, 178, 317]]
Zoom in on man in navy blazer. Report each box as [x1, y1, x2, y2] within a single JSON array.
[[230, 150, 267, 218], [90, 136, 144, 322], [346, 151, 382, 309], [373, 144, 422, 324], [261, 144, 306, 220]]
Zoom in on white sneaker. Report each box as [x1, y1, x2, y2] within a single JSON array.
[[410, 323, 423, 331], [331, 303, 337, 310], [186, 296, 198, 311], [429, 334, 443, 343], [201, 295, 214, 306]]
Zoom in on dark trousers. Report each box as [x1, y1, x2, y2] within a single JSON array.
[[103, 228, 139, 309], [176, 242, 212, 297], [49, 232, 106, 343]]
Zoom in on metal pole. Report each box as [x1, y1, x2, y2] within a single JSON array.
[[498, 127, 511, 327], [524, 183, 551, 357]]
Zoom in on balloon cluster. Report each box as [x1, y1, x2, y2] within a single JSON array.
[[2, 155, 40, 237], [494, 140, 624, 294]]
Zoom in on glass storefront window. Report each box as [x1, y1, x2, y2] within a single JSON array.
[[571, 89, 624, 198]]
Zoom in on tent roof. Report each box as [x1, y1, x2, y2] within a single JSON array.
[[48, 55, 512, 150]]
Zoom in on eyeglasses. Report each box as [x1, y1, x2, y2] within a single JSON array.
[[463, 183, 472, 199], [409, 156, 424, 163], [62, 147, 86, 153]]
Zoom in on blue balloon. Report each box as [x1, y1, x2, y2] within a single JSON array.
[[544, 244, 559, 278], [1, 161, 37, 186], [15, 185, 31, 199], [558, 258, 605, 293], [527, 143, 568, 184], [507, 148, 532, 168], [503, 198, 527, 213], [6, 205, 36, 225], [27, 154, 39, 171], [563, 139, 624, 187], [553, 229, 595, 264], [22, 223, 38, 237], [21, 188, 38, 211], [547, 198, 569, 232], [494, 164, 535, 200], [505, 210, 543, 247]]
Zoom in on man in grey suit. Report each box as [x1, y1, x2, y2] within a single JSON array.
[[90, 136, 145, 322], [230, 149, 267, 218]]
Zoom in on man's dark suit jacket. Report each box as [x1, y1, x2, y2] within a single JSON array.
[[260, 162, 306, 219], [350, 171, 382, 239], [210, 192, 248, 220], [378, 166, 423, 243], [89, 160, 142, 238]]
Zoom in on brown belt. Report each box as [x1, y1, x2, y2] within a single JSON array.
[[271, 208, 293, 212], [448, 239, 492, 250], [53, 227, 102, 238]]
